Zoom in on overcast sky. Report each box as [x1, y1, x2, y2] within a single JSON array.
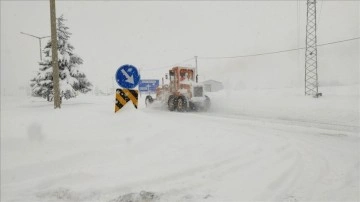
[[1, 1, 359, 94]]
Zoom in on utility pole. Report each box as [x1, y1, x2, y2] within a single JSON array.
[[195, 56, 198, 83], [50, 0, 61, 108], [20, 32, 50, 61], [305, 0, 321, 97]]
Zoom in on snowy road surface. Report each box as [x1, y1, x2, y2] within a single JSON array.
[[1, 86, 359, 202]]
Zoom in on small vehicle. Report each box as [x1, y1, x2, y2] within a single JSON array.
[[145, 66, 210, 112]]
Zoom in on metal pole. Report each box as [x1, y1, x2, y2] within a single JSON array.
[[50, 0, 61, 108], [305, 0, 320, 97], [20, 32, 50, 62], [39, 39, 42, 61], [195, 56, 198, 83]]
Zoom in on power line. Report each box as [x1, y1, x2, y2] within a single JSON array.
[[141, 57, 194, 71], [317, 37, 359, 47], [198, 36, 360, 60], [140, 36, 359, 72]]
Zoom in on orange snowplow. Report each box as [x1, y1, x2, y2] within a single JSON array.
[[145, 66, 210, 112]]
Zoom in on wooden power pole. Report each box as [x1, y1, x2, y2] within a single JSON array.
[[50, 0, 61, 108]]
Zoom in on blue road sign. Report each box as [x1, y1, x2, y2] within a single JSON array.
[[115, 64, 140, 89], [139, 80, 159, 92]]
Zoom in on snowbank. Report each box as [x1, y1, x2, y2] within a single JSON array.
[[1, 85, 359, 202], [207, 84, 359, 130]]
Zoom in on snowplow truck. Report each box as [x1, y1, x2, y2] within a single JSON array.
[[145, 66, 210, 112]]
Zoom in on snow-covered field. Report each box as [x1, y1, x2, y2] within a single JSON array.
[[1, 85, 359, 202]]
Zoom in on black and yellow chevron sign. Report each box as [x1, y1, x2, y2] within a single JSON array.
[[115, 89, 138, 113]]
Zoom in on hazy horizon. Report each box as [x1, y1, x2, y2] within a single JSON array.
[[1, 1, 358, 95]]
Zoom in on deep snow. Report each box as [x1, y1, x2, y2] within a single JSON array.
[[1, 85, 359, 202]]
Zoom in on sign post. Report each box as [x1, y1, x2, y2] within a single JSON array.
[[115, 64, 140, 113]]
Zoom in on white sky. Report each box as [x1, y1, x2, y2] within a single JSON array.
[[1, 1, 359, 94]]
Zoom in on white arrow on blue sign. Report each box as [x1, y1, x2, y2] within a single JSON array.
[[115, 64, 141, 89]]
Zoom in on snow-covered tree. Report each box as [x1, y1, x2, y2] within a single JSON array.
[[30, 15, 92, 101]]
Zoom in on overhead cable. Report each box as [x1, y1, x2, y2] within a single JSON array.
[[141, 36, 359, 72], [141, 57, 194, 71], [198, 36, 360, 60]]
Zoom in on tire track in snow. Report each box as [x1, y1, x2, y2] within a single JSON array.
[[253, 120, 360, 201], [200, 111, 359, 134], [140, 109, 359, 201]]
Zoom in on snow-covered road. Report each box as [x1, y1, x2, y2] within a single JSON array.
[[1, 87, 359, 202], [135, 109, 359, 201]]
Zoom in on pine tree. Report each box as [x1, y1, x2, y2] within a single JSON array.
[[30, 15, 92, 101]]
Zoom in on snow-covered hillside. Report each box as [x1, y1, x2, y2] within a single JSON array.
[[1, 85, 359, 202]]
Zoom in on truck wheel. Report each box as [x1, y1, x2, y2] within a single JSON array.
[[145, 95, 153, 107], [189, 102, 197, 111], [168, 95, 177, 111], [177, 96, 187, 112]]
